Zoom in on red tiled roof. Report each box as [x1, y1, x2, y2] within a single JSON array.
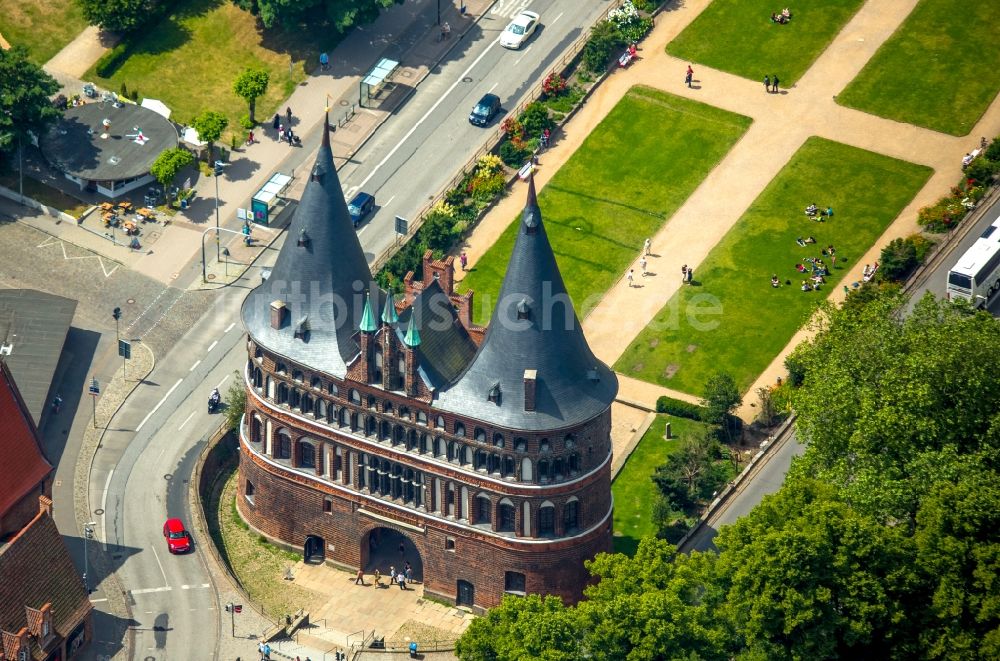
[[0, 506, 91, 643], [0, 362, 52, 518]]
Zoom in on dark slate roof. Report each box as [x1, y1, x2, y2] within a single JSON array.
[[0, 289, 77, 426], [39, 102, 178, 181], [435, 176, 617, 431], [0, 362, 52, 522], [241, 121, 382, 378], [0, 508, 91, 642], [397, 280, 477, 389]]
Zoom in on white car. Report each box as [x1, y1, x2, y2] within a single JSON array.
[[499, 10, 540, 49]]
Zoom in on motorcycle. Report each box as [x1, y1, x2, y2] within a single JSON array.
[[208, 391, 221, 413]]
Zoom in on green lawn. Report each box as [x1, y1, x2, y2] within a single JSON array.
[[0, 0, 87, 63], [666, 0, 865, 85], [836, 0, 1000, 136], [85, 0, 335, 132], [615, 137, 932, 395], [459, 86, 751, 323], [611, 415, 710, 555]]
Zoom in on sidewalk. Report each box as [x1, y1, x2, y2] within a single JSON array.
[[454, 0, 1000, 418]]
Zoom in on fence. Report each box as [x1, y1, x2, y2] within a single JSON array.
[[368, 0, 642, 274]]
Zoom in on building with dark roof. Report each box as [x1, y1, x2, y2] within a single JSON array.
[[0, 499, 92, 661], [39, 102, 178, 199], [0, 361, 53, 541], [0, 290, 77, 427], [237, 121, 617, 609]]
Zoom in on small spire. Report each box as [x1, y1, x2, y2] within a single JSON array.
[[526, 171, 538, 208], [523, 172, 540, 230], [403, 315, 421, 347], [359, 292, 377, 332], [381, 291, 399, 325], [322, 110, 330, 148]]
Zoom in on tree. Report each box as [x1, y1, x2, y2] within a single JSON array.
[[191, 110, 228, 164], [149, 147, 194, 195], [878, 236, 919, 282], [754, 385, 777, 427], [76, 0, 157, 33], [224, 376, 246, 432], [701, 371, 742, 440], [235, 0, 401, 31], [233, 68, 270, 123], [0, 47, 61, 196], [652, 433, 724, 515], [455, 594, 582, 660]]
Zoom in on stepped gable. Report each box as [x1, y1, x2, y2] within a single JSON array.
[[397, 279, 478, 390], [241, 117, 383, 377], [436, 175, 617, 430], [0, 361, 52, 522]]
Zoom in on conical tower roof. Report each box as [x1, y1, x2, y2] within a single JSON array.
[[436, 176, 617, 431], [241, 117, 382, 377]]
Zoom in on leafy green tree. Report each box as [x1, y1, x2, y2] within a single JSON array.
[[652, 433, 723, 514], [0, 47, 61, 194], [583, 20, 625, 73], [191, 110, 228, 164], [149, 147, 194, 194], [702, 371, 741, 430], [233, 68, 270, 123], [76, 0, 157, 33], [878, 236, 918, 282], [455, 594, 582, 660], [225, 375, 246, 432], [236, 0, 401, 31]]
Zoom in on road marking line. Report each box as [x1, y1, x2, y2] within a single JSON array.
[[130, 586, 172, 595], [215, 374, 230, 391], [201, 583, 209, 588], [151, 546, 168, 585], [488, 82, 499, 92], [356, 39, 500, 191], [225, 322, 236, 333], [551, 12, 564, 26], [178, 411, 196, 431], [206, 340, 218, 353], [189, 360, 201, 372], [181, 584, 190, 589], [345, 185, 359, 200], [100, 469, 113, 550], [383, 195, 396, 207], [135, 379, 183, 432], [514, 45, 533, 66]]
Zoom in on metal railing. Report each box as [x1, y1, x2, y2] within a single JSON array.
[[369, 0, 640, 274]]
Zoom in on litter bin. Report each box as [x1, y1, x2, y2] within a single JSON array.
[[409, 642, 418, 658], [180, 198, 189, 210]]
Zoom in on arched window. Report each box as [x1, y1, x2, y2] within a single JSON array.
[[277, 383, 289, 405], [490, 454, 501, 474], [276, 363, 287, 374], [497, 498, 515, 532], [462, 445, 474, 466], [266, 376, 273, 399], [326, 404, 336, 424], [349, 389, 361, 405], [435, 415, 446, 429], [292, 370, 304, 382], [383, 401, 394, 416], [474, 449, 487, 471], [301, 392, 312, 414], [474, 427, 487, 443], [250, 416, 262, 444], [393, 425, 405, 447], [416, 410, 428, 425], [539, 438, 550, 453], [367, 395, 378, 410], [552, 457, 564, 479], [503, 455, 515, 477], [277, 432, 292, 459], [569, 453, 581, 473], [520, 457, 533, 482], [434, 437, 445, 457], [365, 416, 376, 436], [373, 345, 384, 383], [380, 420, 391, 441], [327, 382, 338, 396], [419, 434, 430, 454], [448, 441, 458, 462], [514, 437, 527, 452], [407, 429, 418, 451], [538, 459, 550, 482], [476, 495, 492, 524], [398, 406, 410, 420], [314, 398, 325, 419], [339, 407, 350, 427], [253, 367, 263, 389], [564, 434, 576, 449], [563, 498, 579, 532], [539, 502, 555, 535], [493, 432, 505, 448], [522, 501, 532, 536], [254, 345, 263, 360], [299, 441, 316, 468], [311, 376, 322, 390], [245, 480, 255, 505], [454, 421, 466, 438]]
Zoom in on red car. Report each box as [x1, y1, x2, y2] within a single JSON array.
[[163, 518, 191, 554]]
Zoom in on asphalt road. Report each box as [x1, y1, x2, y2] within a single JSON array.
[[906, 192, 1000, 316], [341, 0, 612, 262], [82, 2, 614, 658], [678, 431, 806, 554]]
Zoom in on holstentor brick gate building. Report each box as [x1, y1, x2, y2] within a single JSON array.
[[236, 122, 618, 609]]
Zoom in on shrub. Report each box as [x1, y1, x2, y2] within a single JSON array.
[[784, 353, 806, 387], [476, 153, 504, 176], [500, 116, 523, 139], [583, 20, 625, 73], [986, 138, 1000, 162], [918, 197, 966, 233], [964, 159, 998, 186], [239, 114, 254, 130], [655, 396, 705, 421], [608, 1, 653, 44], [878, 237, 919, 283], [542, 72, 567, 96], [469, 171, 506, 204], [499, 140, 531, 167], [520, 102, 554, 136], [544, 85, 585, 114], [95, 42, 131, 78]]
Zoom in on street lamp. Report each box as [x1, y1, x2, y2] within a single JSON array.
[[83, 522, 96, 593], [222, 247, 231, 277], [213, 160, 226, 261]]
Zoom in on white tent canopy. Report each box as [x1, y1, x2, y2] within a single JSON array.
[[140, 98, 172, 119], [181, 126, 207, 147]]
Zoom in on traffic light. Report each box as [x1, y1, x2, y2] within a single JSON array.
[[234, 605, 243, 613], [112, 307, 121, 321], [225, 603, 232, 613], [214, 160, 225, 176]]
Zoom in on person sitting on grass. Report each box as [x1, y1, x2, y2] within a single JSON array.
[[771, 274, 781, 288], [801, 280, 812, 292], [805, 203, 818, 216]]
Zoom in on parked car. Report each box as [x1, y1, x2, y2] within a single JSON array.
[[163, 518, 192, 554], [348, 191, 375, 227], [469, 93, 502, 127], [499, 10, 540, 49]]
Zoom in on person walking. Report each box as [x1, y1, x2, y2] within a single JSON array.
[[286, 106, 293, 124], [772, 74, 780, 93], [319, 52, 329, 71], [272, 113, 280, 130], [626, 269, 635, 288], [639, 256, 648, 276], [355, 569, 365, 585], [405, 565, 413, 583], [460, 252, 468, 271], [263, 644, 271, 660], [389, 566, 396, 583], [643, 237, 651, 256], [681, 265, 688, 283], [686, 266, 693, 284], [763, 75, 770, 93], [247, 130, 255, 145], [259, 641, 266, 661], [397, 572, 407, 590], [374, 568, 382, 587], [685, 65, 694, 88]]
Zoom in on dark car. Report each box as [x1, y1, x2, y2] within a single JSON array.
[[348, 192, 375, 227], [469, 93, 501, 127]]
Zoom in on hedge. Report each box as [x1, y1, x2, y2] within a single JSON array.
[[655, 396, 706, 421]]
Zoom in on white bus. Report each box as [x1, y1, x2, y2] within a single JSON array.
[[947, 216, 1000, 306]]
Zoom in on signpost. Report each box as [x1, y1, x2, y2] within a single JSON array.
[[224, 603, 243, 636], [394, 215, 408, 236], [88, 378, 100, 428]]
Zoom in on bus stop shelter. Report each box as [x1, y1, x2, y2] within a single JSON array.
[[360, 57, 400, 108], [251, 172, 292, 225]]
